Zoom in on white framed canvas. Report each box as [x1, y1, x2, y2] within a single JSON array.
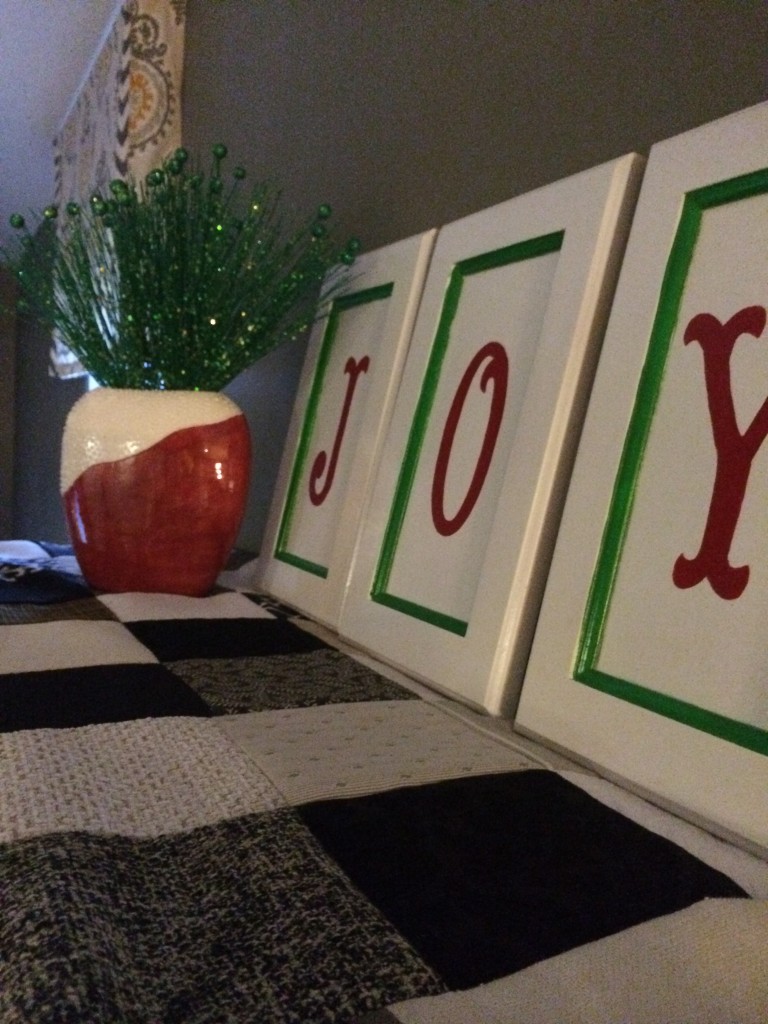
[[515, 102, 768, 853], [339, 154, 643, 713], [253, 231, 437, 627]]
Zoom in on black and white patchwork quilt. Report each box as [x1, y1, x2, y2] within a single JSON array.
[[2, 541, 767, 1024]]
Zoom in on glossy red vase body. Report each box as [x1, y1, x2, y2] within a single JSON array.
[[61, 388, 251, 596]]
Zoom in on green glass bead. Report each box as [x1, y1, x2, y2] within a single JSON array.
[[43, 205, 58, 220], [1, 142, 358, 392], [9, 213, 25, 229]]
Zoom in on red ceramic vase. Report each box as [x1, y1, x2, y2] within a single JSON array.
[[61, 388, 251, 596]]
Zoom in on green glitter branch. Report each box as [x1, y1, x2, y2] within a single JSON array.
[[1, 144, 360, 390]]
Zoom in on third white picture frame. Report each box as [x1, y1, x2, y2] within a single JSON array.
[[516, 101, 768, 852]]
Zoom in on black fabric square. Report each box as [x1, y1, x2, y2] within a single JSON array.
[[0, 664, 211, 732], [128, 617, 329, 661], [298, 770, 747, 989]]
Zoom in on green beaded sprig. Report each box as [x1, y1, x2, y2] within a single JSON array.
[[1, 145, 360, 390]]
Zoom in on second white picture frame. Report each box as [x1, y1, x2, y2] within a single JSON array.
[[339, 154, 644, 714]]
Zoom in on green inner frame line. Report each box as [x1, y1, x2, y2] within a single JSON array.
[[575, 166, 768, 757], [371, 230, 565, 636], [274, 282, 394, 579]]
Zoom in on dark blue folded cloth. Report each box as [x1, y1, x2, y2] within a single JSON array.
[[0, 550, 91, 604]]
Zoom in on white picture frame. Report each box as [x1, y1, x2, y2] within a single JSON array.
[[252, 231, 437, 627], [339, 155, 643, 714], [516, 102, 768, 853]]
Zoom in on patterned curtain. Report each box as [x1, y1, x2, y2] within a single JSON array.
[[50, 0, 186, 378]]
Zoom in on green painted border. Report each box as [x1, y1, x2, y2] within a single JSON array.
[[371, 230, 565, 635], [575, 166, 768, 757], [274, 282, 394, 579]]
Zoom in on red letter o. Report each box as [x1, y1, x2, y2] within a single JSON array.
[[431, 341, 509, 537]]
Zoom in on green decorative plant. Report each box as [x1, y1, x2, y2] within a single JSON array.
[[1, 144, 359, 391]]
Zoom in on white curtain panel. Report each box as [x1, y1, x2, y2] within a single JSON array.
[[50, 0, 186, 378]]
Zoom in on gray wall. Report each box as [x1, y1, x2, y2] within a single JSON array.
[[183, 0, 767, 553], [183, 0, 767, 251], [12, 0, 768, 550], [13, 315, 86, 542]]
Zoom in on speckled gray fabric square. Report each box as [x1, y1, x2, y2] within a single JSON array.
[[1, 810, 445, 1024], [168, 648, 419, 713], [0, 597, 116, 626]]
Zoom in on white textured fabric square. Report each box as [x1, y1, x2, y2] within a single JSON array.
[[216, 700, 539, 805], [387, 899, 768, 1024], [98, 590, 274, 622], [0, 620, 157, 672], [0, 717, 284, 841]]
